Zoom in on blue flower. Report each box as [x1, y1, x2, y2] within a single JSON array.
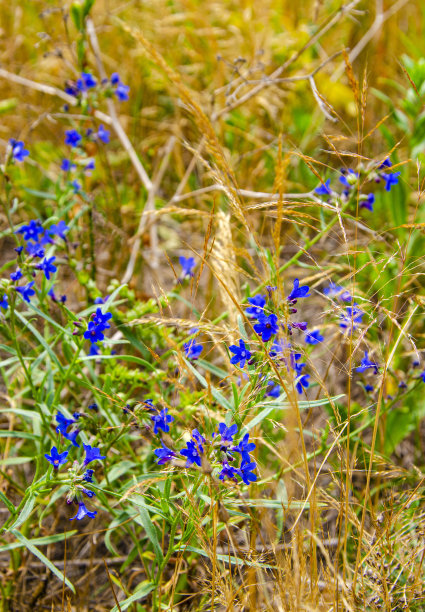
[[81, 72, 97, 89], [360, 193, 375, 211], [365, 384, 374, 392], [115, 83, 130, 101], [48, 221, 69, 240], [217, 422, 238, 443], [218, 461, 238, 482], [314, 179, 331, 196], [15, 281, 36, 303], [85, 159, 95, 174], [323, 282, 351, 301], [420, 371, 425, 383], [339, 304, 364, 332], [381, 172, 400, 192], [246, 294, 266, 318], [154, 441, 176, 464], [183, 339, 203, 360], [15, 246, 23, 255], [305, 329, 324, 345], [356, 351, 378, 374], [232, 433, 256, 464], [64, 129, 82, 148], [229, 339, 252, 368], [180, 439, 202, 467], [254, 313, 279, 342], [379, 158, 392, 169], [83, 444, 106, 466], [238, 460, 257, 485], [0, 295, 8, 310], [179, 256, 195, 278], [16, 220, 44, 242], [71, 180, 81, 193], [55, 411, 75, 435], [44, 446, 69, 469], [10, 268, 22, 282], [89, 343, 100, 356], [9, 139, 29, 162], [84, 321, 105, 343], [339, 169, 358, 188], [151, 408, 174, 434], [37, 256, 57, 280], [88, 403, 98, 411], [288, 278, 310, 302], [92, 308, 112, 330], [192, 429, 205, 452], [83, 469, 94, 482], [110, 72, 121, 86], [63, 429, 80, 447], [25, 242, 45, 258], [97, 124, 110, 144], [81, 487, 96, 498], [69, 500, 97, 521], [61, 158, 75, 172], [296, 373, 310, 394], [266, 381, 281, 398]]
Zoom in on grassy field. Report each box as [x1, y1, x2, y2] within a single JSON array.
[[1, 0, 425, 610]]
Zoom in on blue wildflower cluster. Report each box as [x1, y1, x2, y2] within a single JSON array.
[[45, 409, 105, 521], [226, 279, 320, 395], [0, 215, 69, 311], [314, 157, 401, 213], [65, 71, 130, 102], [151, 404, 257, 485], [82, 307, 113, 356]]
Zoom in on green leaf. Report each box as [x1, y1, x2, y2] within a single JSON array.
[[8, 493, 36, 530], [14, 311, 64, 373], [196, 359, 228, 380], [110, 582, 155, 612], [11, 530, 75, 593], [0, 531, 78, 553], [0, 491, 16, 515], [136, 505, 164, 563]]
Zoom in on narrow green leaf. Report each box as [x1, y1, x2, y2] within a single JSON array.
[[11, 530, 75, 593], [110, 582, 155, 612], [137, 505, 164, 562]]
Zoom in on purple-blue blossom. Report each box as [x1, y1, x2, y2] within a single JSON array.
[[229, 339, 252, 368], [232, 433, 256, 463], [83, 444, 106, 466], [65, 129, 82, 148], [9, 139, 29, 163], [381, 172, 400, 192], [37, 256, 57, 280], [254, 313, 279, 342], [246, 294, 266, 318], [69, 500, 97, 521], [238, 460, 257, 484], [296, 373, 310, 394], [151, 408, 174, 434], [0, 295, 8, 310], [44, 446, 69, 469], [184, 339, 203, 360], [288, 279, 311, 302], [305, 329, 324, 345], [180, 439, 202, 467], [314, 179, 331, 196], [154, 441, 176, 464], [356, 351, 378, 374], [15, 281, 36, 303], [97, 124, 110, 144], [179, 256, 196, 279], [339, 304, 364, 332]]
